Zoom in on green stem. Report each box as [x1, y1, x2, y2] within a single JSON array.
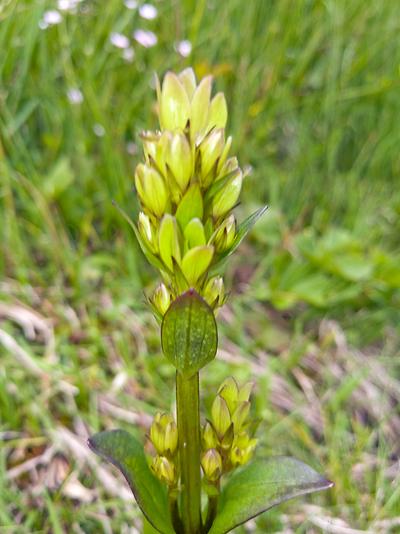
[[176, 371, 202, 534], [204, 494, 218, 533], [169, 492, 183, 534]]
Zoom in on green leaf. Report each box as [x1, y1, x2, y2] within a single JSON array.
[[181, 245, 214, 285], [232, 205, 269, 251], [176, 183, 203, 230], [88, 430, 175, 534], [208, 457, 333, 534], [161, 289, 217, 376]]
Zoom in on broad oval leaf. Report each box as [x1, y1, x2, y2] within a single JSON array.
[[88, 430, 175, 534], [161, 289, 217, 376], [208, 457, 333, 534]]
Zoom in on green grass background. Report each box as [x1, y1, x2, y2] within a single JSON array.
[[0, 0, 399, 532]]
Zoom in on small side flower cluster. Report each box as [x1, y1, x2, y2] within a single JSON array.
[[133, 68, 245, 318], [201, 378, 257, 489], [149, 413, 179, 489]]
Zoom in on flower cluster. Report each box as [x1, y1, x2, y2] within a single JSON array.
[[201, 378, 257, 488], [134, 68, 245, 318], [149, 413, 179, 488]]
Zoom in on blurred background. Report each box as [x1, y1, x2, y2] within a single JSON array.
[[0, 0, 399, 532]]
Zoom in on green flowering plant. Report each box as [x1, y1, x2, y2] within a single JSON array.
[[88, 69, 332, 534]]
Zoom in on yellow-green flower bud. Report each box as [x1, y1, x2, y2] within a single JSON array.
[[218, 376, 239, 414], [211, 395, 231, 438], [181, 245, 214, 286], [190, 75, 212, 144], [150, 413, 178, 456], [214, 214, 236, 253], [178, 67, 197, 99], [201, 449, 223, 483], [238, 381, 254, 402], [212, 168, 243, 219], [220, 422, 234, 451], [230, 432, 257, 467], [142, 131, 168, 177], [208, 92, 228, 131], [151, 455, 176, 486], [216, 136, 233, 175], [231, 401, 250, 431], [135, 164, 169, 217], [150, 283, 171, 316], [166, 132, 193, 192], [203, 276, 225, 308], [164, 421, 178, 456], [159, 72, 190, 131], [138, 212, 157, 253], [202, 421, 218, 450], [200, 129, 225, 180], [158, 215, 181, 271]]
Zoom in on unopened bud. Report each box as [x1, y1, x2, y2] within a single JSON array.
[[220, 422, 234, 451], [166, 132, 193, 191], [200, 129, 225, 180], [141, 131, 168, 177], [150, 413, 178, 456], [151, 455, 176, 486], [218, 376, 239, 414], [201, 449, 222, 482], [150, 283, 171, 316], [212, 168, 243, 219], [190, 75, 212, 144], [208, 92, 228, 131], [159, 72, 190, 131], [216, 137, 233, 175], [178, 67, 197, 99], [164, 421, 178, 456], [135, 164, 169, 217], [230, 432, 257, 467], [202, 421, 218, 450], [158, 215, 181, 271], [138, 212, 157, 253], [214, 214, 236, 253], [211, 395, 231, 438], [203, 276, 225, 308], [238, 381, 254, 402], [231, 401, 250, 431]]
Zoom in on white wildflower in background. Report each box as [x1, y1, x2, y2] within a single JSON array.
[[58, 0, 82, 11], [39, 10, 62, 29], [67, 88, 84, 105], [123, 47, 135, 62], [176, 40, 192, 58], [124, 0, 138, 9], [110, 32, 130, 49], [93, 124, 105, 137], [133, 29, 157, 48], [126, 142, 138, 155], [139, 4, 157, 20]]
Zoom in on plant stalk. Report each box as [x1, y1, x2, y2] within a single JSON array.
[[204, 492, 219, 533], [176, 371, 202, 534]]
